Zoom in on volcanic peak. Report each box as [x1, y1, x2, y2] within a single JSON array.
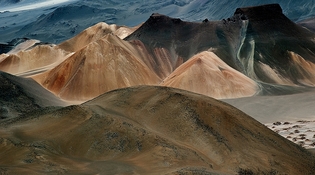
[[147, 13, 183, 26], [234, 3, 283, 21]]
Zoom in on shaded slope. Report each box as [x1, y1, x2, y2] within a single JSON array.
[[298, 17, 315, 33], [1, 86, 314, 174], [126, 4, 315, 88], [235, 4, 315, 86], [33, 34, 161, 101], [161, 51, 258, 99], [125, 13, 245, 79], [0, 71, 67, 119]]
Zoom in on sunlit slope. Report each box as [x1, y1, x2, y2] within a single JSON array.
[[34, 34, 160, 101], [0, 45, 70, 76], [57, 22, 139, 53], [161, 51, 258, 99], [1, 86, 314, 174]]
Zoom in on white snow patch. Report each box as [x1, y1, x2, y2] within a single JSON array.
[[0, 0, 77, 12]]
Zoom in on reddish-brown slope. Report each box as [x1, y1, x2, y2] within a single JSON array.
[[130, 39, 184, 79], [33, 34, 161, 101], [161, 51, 258, 99]]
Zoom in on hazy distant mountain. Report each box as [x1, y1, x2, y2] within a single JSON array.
[[0, 0, 22, 5], [1, 0, 315, 43]]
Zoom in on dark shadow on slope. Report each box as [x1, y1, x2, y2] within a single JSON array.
[[0, 71, 67, 119]]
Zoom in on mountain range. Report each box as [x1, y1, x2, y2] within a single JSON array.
[[1, 2, 315, 175], [1, 0, 315, 44]]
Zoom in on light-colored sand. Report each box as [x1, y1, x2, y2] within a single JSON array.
[[223, 90, 315, 124], [224, 90, 315, 149]]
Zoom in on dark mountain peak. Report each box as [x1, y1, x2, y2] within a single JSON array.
[[146, 13, 183, 27], [234, 4, 283, 21]]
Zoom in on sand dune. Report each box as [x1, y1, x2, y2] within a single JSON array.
[[161, 51, 258, 99], [0, 86, 314, 174], [34, 34, 161, 101]]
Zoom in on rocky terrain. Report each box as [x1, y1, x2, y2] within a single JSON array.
[[0, 86, 314, 174], [0, 2, 315, 175]]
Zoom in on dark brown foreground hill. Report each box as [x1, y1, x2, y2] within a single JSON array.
[[0, 86, 314, 174], [0, 71, 67, 119]]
